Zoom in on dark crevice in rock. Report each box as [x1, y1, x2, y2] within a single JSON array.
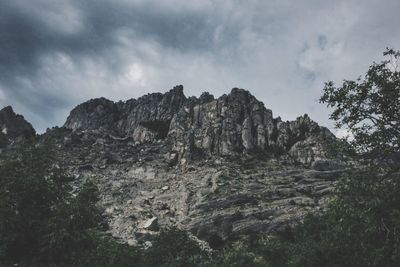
[[139, 120, 171, 139]]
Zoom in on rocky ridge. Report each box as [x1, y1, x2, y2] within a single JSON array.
[[65, 85, 336, 165], [0, 106, 36, 149], [1, 86, 347, 247]]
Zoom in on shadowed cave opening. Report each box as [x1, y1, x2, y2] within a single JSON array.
[[139, 120, 171, 139]]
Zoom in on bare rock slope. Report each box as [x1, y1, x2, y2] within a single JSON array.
[[2, 86, 346, 247]]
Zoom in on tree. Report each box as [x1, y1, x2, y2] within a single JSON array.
[[320, 48, 400, 157], [0, 144, 71, 263], [281, 167, 400, 267], [0, 144, 104, 266], [144, 227, 210, 267], [305, 48, 400, 266]]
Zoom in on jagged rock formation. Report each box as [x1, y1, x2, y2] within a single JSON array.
[[65, 86, 335, 164], [1, 86, 347, 247], [0, 106, 36, 148], [64, 86, 186, 138]]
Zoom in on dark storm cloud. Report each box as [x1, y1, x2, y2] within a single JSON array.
[[0, 0, 226, 128], [0, 0, 237, 127], [1, 0, 400, 133], [0, 0, 221, 73]]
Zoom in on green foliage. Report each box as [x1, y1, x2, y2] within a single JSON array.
[[0, 144, 105, 266], [144, 227, 210, 267], [204, 243, 267, 267], [320, 167, 400, 266], [45, 180, 103, 265], [0, 144, 71, 263], [286, 48, 400, 266], [320, 48, 400, 157], [314, 48, 400, 266], [71, 233, 141, 267]]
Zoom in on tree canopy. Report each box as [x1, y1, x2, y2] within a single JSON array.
[[0, 144, 103, 265], [320, 48, 400, 157]]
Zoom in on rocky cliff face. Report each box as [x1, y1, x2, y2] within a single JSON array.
[[0, 106, 36, 148], [64, 86, 186, 136], [64, 86, 335, 164], [1, 86, 346, 248]]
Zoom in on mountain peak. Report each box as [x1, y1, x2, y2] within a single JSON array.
[[0, 106, 36, 148], [1, 105, 15, 115], [63, 86, 336, 164], [169, 84, 185, 95]]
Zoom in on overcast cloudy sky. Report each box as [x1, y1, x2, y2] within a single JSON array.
[[1, 0, 399, 133]]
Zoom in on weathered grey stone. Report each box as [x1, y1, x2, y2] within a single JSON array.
[[0, 106, 36, 148], [142, 217, 159, 231], [64, 86, 186, 137], [127, 239, 138, 247], [64, 86, 338, 164], [311, 159, 346, 171]]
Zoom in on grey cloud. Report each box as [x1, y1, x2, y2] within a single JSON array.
[[0, 0, 228, 128], [1, 0, 400, 133]]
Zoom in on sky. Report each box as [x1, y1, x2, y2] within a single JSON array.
[[1, 0, 399, 134]]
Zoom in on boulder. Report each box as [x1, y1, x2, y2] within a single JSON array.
[[142, 217, 159, 231]]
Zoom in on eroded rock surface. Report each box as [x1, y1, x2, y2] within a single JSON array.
[[42, 127, 345, 247], [64, 86, 336, 164], [1, 86, 347, 247]]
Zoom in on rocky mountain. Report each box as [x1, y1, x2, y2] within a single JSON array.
[[2, 86, 347, 248], [65, 85, 336, 165], [0, 106, 36, 149]]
